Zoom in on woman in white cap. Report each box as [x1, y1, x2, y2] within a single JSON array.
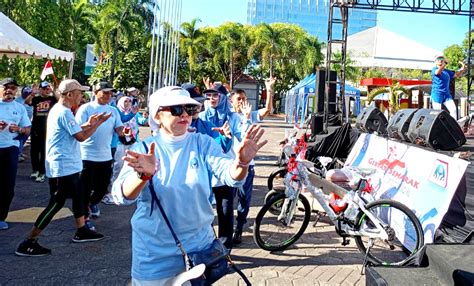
[[111, 86, 266, 285]]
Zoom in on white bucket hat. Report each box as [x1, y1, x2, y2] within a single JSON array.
[[148, 86, 201, 131]]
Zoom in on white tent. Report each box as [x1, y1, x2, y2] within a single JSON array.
[[0, 12, 74, 63], [346, 27, 441, 70]]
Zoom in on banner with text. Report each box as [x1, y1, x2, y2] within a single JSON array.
[[345, 133, 469, 244]]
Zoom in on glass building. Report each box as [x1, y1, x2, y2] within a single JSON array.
[[247, 0, 377, 41]]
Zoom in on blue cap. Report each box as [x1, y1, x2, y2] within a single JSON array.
[[21, 86, 33, 98], [39, 81, 49, 88]]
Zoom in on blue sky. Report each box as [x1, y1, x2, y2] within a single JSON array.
[[181, 0, 468, 52]]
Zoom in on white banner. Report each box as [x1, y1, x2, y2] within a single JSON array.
[[346, 133, 469, 244]]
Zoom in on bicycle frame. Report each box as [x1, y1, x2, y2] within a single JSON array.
[[282, 160, 390, 241]]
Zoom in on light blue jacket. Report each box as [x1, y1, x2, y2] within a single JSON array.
[[111, 132, 244, 280]]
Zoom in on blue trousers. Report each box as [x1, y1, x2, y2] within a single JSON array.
[[235, 165, 255, 232], [0, 146, 19, 221], [212, 185, 236, 249]]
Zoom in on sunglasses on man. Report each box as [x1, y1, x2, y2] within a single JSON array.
[[158, 105, 199, 116]]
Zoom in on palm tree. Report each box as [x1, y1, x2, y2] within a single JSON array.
[[94, 0, 153, 83], [367, 80, 410, 116], [180, 18, 202, 83], [248, 23, 288, 78]]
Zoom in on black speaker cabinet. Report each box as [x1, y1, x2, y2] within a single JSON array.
[[387, 109, 419, 142], [310, 113, 324, 136], [355, 106, 388, 135], [316, 70, 337, 114], [407, 109, 466, 150]]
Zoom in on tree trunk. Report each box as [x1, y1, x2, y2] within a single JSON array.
[[109, 29, 119, 83], [230, 49, 234, 89]]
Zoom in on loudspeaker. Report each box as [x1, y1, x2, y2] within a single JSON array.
[[310, 113, 324, 136], [316, 70, 337, 113], [355, 106, 388, 135], [407, 109, 466, 150], [387, 108, 418, 141]]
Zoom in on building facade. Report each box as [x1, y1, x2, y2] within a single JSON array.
[[247, 0, 377, 41]]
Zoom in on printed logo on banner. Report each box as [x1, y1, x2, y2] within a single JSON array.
[[429, 160, 448, 188], [367, 145, 420, 189]]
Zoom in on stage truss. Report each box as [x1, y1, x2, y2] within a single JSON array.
[[324, 0, 473, 130]]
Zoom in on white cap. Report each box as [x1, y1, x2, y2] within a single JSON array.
[[148, 86, 201, 131], [127, 87, 138, 93], [58, 79, 89, 94]]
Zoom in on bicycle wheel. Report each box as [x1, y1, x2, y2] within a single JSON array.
[[253, 192, 311, 251], [264, 189, 281, 212], [354, 199, 424, 266], [267, 167, 287, 191]]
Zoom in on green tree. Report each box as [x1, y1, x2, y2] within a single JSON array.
[[94, 0, 153, 83], [248, 23, 289, 78], [367, 80, 410, 115], [180, 18, 203, 83]]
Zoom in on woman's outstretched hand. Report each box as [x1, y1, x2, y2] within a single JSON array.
[[123, 142, 157, 177], [236, 125, 267, 165]]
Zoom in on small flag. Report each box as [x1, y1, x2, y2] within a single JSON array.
[[40, 60, 54, 80]]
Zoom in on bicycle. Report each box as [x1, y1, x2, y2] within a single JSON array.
[[253, 147, 424, 267]]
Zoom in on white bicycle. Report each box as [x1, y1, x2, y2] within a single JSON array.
[[253, 141, 424, 266]]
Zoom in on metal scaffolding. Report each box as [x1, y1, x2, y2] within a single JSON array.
[[323, 0, 473, 130]]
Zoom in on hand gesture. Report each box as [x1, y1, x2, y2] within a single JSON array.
[[265, 77, 276, 91], [8, 123, 20, 133], [87, 112, 112, 126], [236, 125, 268, 165], [132, 105, 140, 114], [202, 77, 211, 89], [123, 142, 158, 177], [0, 120, 7, 131], [459, 61, 467, 71], [212, 121, 232, 138], [123, 126, 132, 136], [241, 101, 252, 119]]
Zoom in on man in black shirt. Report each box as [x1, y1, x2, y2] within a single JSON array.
[[27, 81, 57, 182]]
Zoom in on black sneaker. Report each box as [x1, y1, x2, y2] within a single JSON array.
[[15, 239, 51, 257], [72, 227, 104, 243], [232, 230, 242, 245]]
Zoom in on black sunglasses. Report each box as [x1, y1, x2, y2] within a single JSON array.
[[158, 104, 199, 116]]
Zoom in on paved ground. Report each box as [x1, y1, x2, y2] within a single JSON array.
[[0, 117, 366, 285]]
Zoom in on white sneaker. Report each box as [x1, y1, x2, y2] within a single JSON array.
[[30, 171, 39, 179], [35, 174, 46, 183]]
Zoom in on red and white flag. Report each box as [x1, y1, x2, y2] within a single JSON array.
[[40, 60, 54, 80]]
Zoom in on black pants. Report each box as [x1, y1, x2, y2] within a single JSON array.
[[213, 185, 236, 249], [81, 160, 113, 216], [30, 130, 46, 174], [0, 146, 19, 221], [34, 172, 85, 230]]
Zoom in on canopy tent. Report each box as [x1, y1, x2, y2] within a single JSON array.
[[0, 12, 74, 76], [344, 27, 441, 70], [286, 74, 361, 125], [285, 73, 315, 124], [337, 83, 361, 117]]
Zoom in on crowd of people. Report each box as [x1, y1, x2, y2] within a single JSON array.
[[0, 74, 276, 284]]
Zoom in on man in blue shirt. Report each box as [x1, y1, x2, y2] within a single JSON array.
[[0, 78, 31, 230], [15, 79, 110, 256], [76, 81, 124, 222], [431, 55, 466, 119]]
